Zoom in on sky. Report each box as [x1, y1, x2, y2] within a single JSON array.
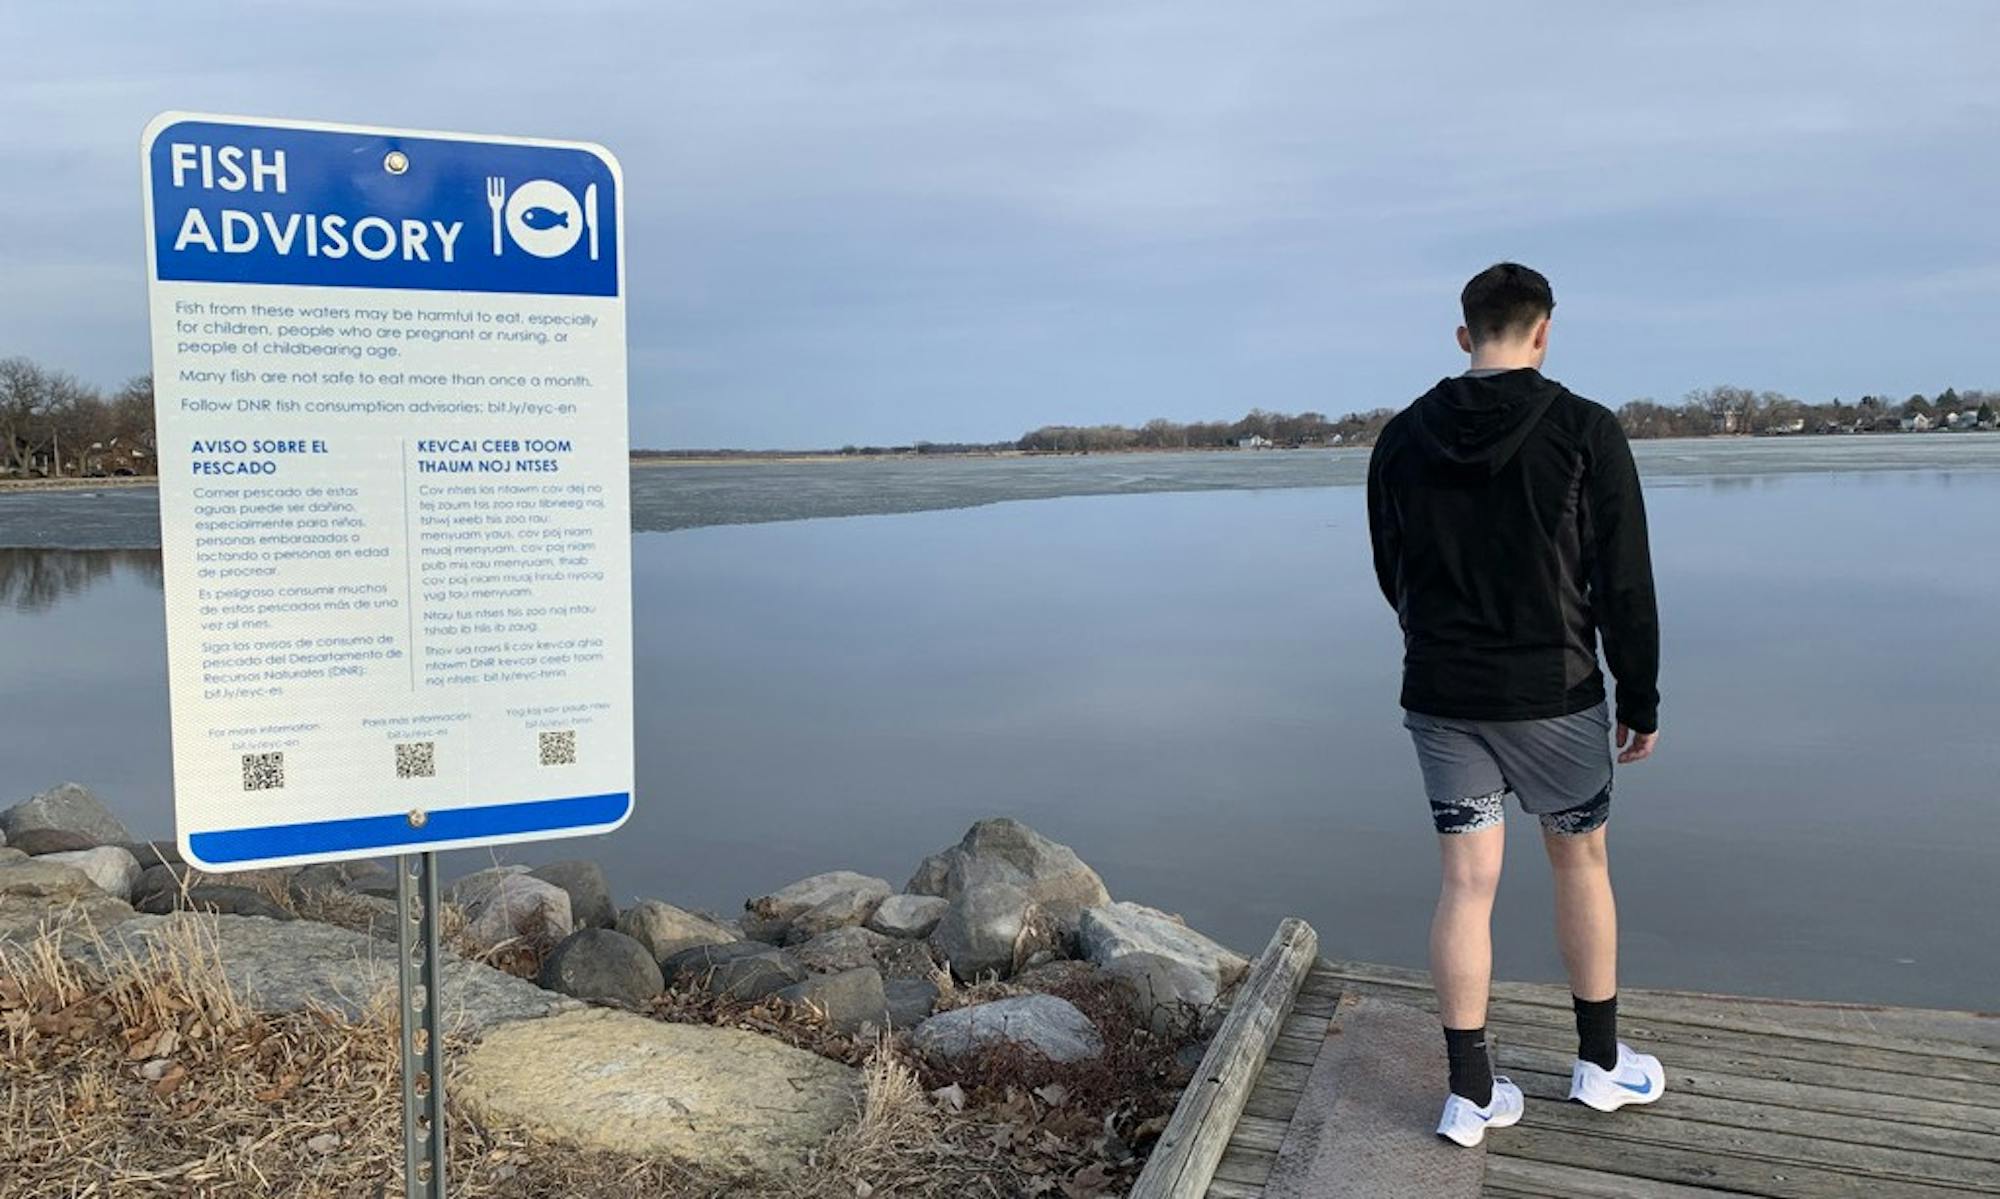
[[4, 2, 1996, 449]]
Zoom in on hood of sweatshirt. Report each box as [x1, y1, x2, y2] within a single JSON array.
[[1409, 368, 1564, 474]]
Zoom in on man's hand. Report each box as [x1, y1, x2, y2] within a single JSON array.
[[1615, 723, 1659, 765]]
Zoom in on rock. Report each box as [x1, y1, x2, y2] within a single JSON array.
[[463, 874, 571, 951], [615, 899, 739, 963], [139, 884, 295, 921], [38, 846, 142, 901], [447, 864, 530, 909], [883, 977, 939, 1028], [66, 913, 575, 1034], [910, 819, 1110, 927], [1078, 902, 1250, 1034], [929, 871, 1059, 982], [529, 860, 617, 929], [866, 893, 949, 939], [906, 850, 954, 897], [744, 871, 891, 942], [131, 862, 186, 909], [0, 848, 24, 865], [0, 856, 140, 940], [0, 783, 132, 847], [539, 928, 664, 1008], [777, 966, 890, 1034], [661, 940, 805, 1001], [456, 1008, 858, 1174], [793, 925, 893, 974], [306, 1132, 340, 1154], [7, 828, 101, 856], [874, 936, 944, 980], [290, 858, 393, 897], [116, 840, 185, 870], [912, 994, 1103, 1064]]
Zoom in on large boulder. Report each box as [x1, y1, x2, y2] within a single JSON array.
[[139, 883, 295, 921], [661, 941, 806, 1002], [463, 874, 572, 952], [7, 828, 101, 857], [0, 857, 139, 942], [529, 860, 617, 929], [907, 819, 1110, 928], [615, 899, 739, 963], [447, 864, 531, 909], [866, 893, 949, 939], [912, 994, 1103, 1064], [0, 848, 24, 865], [0, 783, 132, 847], [38, 846, 142, 901], [883, 976, 939, 1028], [117, 840, 185, 870], [776, 967, 890, 1034], [793, 925, 893, 974], [456, 1008, 858, 1175], [65, 913, 574, 1033], [1078, 902, 1249, 1034], [539, 928, 664, 1008], [743, 871, 891, 943], [928, 870, 1060, 982], [290, 858, 393, 898]]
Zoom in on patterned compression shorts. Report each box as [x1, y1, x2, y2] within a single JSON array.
[[1404, 703, 1615, 836]]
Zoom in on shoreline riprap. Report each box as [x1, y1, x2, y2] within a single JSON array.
[[0, 782, 1248, 1197]]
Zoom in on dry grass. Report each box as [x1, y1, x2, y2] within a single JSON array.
[[0, 911, 1168, 1198]]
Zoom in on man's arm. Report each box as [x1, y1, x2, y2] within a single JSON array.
[[1366, 441, 1400, 611], [1586, 415, 1660, 752]]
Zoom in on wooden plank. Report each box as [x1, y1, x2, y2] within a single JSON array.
[[1262, 994, 1486, 1199], [1228, 1114, 1291, 1154], [1502, 1067, 2000, 1188], [1212, 1144, 1277, 1186], [1497, 1040, 2000, 1137], [1489, 1124, 1973, 1199], [1130, 918, 1320, 1199], [1281, 1009, 1331, 1041], [1482, 1156, 1755, 1198], [1483, 1014, 2000, 1112], [1324, 971, 2000, 1087], [1241, 1076, 1308, 1122], [1203, 1179, 1264, 1199], [1268, 1031, 1323, 1066], [1316, 958, 2000, 1066]]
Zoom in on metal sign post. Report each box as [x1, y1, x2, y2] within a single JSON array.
[[396, 851, 448, 1198]]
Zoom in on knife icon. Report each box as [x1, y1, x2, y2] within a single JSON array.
[[584, 183, 599, 261]]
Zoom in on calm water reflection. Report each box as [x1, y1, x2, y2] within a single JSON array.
[[2, 463, 1996, 1009]]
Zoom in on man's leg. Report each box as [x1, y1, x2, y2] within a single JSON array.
[[1543, 822, 1616, 1003], [1433, 818, 1504, 1103]]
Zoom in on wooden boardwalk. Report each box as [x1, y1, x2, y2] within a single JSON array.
[[1136, 924, 2000, 1199]]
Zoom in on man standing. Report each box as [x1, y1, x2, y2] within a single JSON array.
[[1366, 263, 1664, 1146]]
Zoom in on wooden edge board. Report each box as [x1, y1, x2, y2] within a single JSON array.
[[1130, 917, 1320, 1199]]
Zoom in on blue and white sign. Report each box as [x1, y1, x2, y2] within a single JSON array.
[[143, 113, 634, 871]]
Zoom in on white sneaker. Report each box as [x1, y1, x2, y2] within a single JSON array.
[[1435, 1076, 1523, 1147], [1569, 1041, 1666, 1111]]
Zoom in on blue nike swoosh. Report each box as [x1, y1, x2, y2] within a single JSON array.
[[1471, 1108, 1493, 1122], [1616, 1077, 1653, 1096]]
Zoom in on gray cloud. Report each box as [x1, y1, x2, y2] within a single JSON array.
[[4, 1, 1995, 446]]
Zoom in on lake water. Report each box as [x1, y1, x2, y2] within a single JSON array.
[[4, 437, 1997, 1009]]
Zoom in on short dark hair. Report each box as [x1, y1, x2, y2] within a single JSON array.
[[1460, 262, 1554, 345]]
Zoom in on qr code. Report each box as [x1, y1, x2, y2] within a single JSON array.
[[538, 730, 577, 767], [395, 741, 436, 779], [241, 751, 285, 791]]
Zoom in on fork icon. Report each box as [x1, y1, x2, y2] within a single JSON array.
[[485, 176, 506, 256]]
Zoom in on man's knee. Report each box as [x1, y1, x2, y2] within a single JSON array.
[[1545, 825, 1609, 873], [1439, 850, 1504, 899]]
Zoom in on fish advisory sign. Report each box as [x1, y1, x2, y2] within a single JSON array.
[[142, 113, 633, 871]]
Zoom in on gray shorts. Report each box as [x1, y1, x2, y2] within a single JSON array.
[[1404, 702, 1613, 836]]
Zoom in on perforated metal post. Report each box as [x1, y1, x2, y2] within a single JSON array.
[[396, 850, 448, 1198]]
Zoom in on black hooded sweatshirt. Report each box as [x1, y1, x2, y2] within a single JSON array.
[[1367, 368, 1660, 733]]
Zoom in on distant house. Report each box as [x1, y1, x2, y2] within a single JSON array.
[[1240, 434, 1273, 449], [1901, 413, 1933, 432]]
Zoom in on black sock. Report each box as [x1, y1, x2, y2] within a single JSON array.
[[1443, 1026, 1493, 1106], [1574, 994, 1618, 1070]]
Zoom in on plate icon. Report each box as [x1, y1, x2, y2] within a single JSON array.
[[504, 179, 583, 258]]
